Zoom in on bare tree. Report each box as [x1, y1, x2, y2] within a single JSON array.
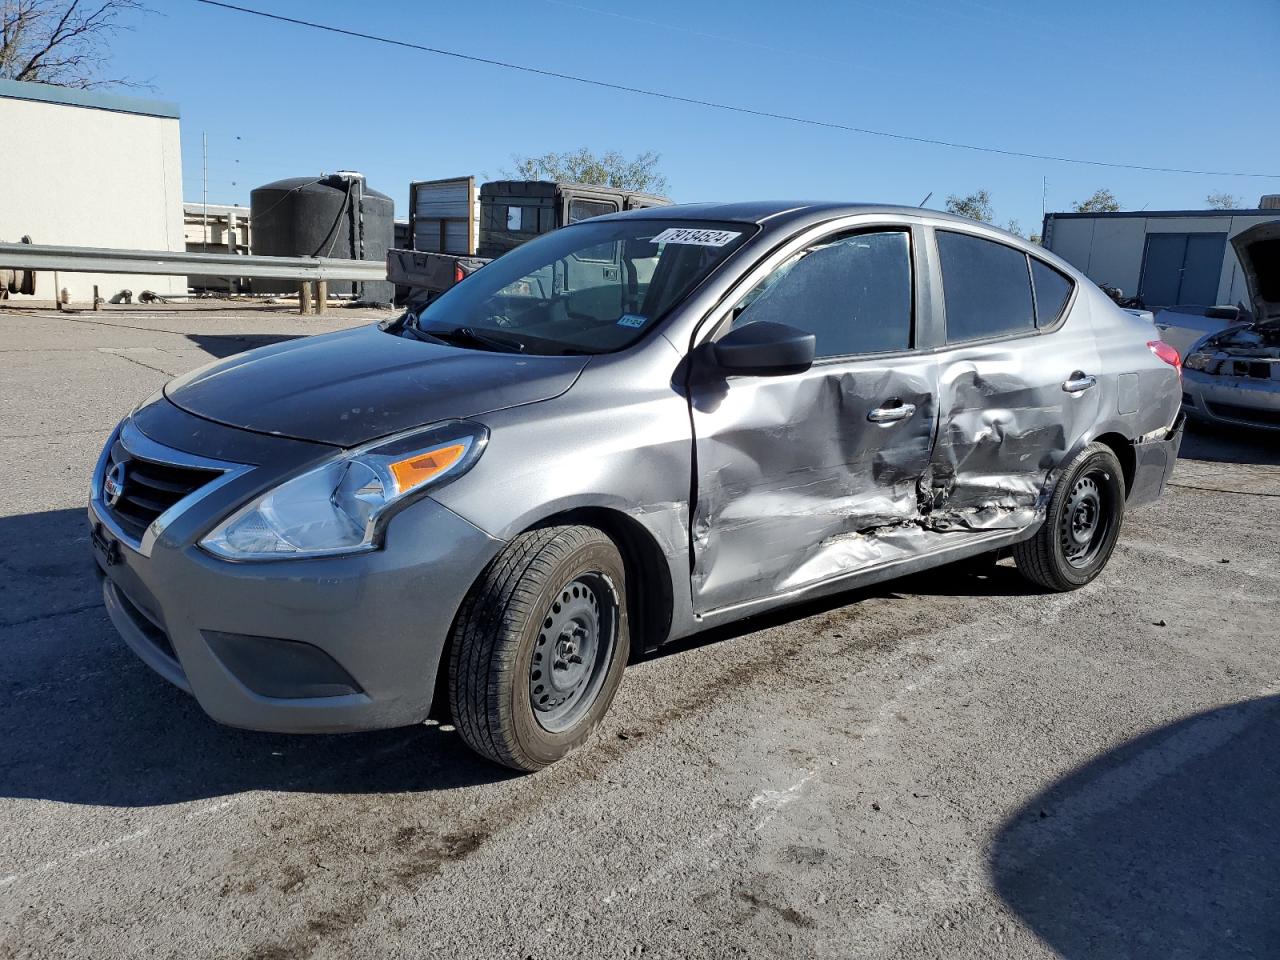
[[503, 148, 669, 194], [0, 0, 148, 89], [945, 189, 994, 223], [1072, 188, 1121, 213], [1205, 192, 1243, 210]]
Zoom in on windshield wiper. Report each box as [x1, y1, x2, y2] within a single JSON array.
[[420, 325, 528, 354]]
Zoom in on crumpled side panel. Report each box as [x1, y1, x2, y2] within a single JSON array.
[[691, 310, 1103, 615], [926, 322, 1101, 532], [690, 357, 937, 612]]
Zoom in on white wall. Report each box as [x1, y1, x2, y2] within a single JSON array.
[[1046, 211, 1277, 306], [0, 89, 184, 302]]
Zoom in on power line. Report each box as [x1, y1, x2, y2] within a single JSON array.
[[193, 0, 1280, 180]]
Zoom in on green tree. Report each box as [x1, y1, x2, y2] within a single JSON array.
[[1205, 192, 1243, 210], [0, 0, 147, 88], [1072, 189, 1121, 213], [945, 189, 994, 223], [503, 148, 669, 194]]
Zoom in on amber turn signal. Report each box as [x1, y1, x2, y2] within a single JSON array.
[[389, 443, 466, 494]]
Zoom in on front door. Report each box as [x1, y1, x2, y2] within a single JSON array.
[[689, 228, 937, 614]]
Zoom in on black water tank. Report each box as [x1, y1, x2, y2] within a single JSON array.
[[250, 172, 393, 301]]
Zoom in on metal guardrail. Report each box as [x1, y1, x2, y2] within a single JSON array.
[[0, 242, 386, 282]]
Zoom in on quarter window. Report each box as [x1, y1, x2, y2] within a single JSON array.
[[937, 231, 1035, 342], [729, 231, 913, 358], [1030, 258, 1073, 327]]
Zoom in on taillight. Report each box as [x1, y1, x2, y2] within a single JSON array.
[[1147, 340, 1181, 377], [454, 264, 466, 285]]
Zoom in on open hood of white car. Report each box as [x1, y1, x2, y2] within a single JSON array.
[[1231, 220, 1280, 327]]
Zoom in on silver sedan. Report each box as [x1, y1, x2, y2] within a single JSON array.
[[90, 203, 1184, 770]]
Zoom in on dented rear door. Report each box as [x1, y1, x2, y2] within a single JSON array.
[[926, 229, 1100, 529], [689, 227, 938, 614]]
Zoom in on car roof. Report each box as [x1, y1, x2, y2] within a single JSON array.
[[602, 200, 999, 229]]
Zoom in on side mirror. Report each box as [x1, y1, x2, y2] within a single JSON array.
[[711, 321, 816, 376]]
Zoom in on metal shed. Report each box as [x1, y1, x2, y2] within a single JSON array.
[[1041, 201, 1280, 310]]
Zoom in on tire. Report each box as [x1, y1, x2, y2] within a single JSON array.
[[448, 525, 630, 771], [1013, 442, 1126, 592]]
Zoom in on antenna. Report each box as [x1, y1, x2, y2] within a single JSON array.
[[918, 191, 933, 208]]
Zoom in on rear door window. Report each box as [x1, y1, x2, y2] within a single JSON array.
[[937, 230, 1035, 342], [1030, 258, 1073, 327], [568, 199, 621, 262], [729, 230, 913, 358], [568, 198, 618, 223]]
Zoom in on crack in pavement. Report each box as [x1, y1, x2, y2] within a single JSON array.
[[1, 601, 103, 630]]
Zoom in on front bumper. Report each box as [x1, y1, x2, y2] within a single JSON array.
[[90, 419, 503, 734], [1182, 369, 1280, 431]]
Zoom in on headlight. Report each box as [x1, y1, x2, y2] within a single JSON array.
[[1184, 351, 1212, 371], [200, 421, 487, 560]]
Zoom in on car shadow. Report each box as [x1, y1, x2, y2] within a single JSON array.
[[184, 332, 302, 358], [989, 695, 1280, 958], [1179, 417, 1280, 466], [0, 507, 514, 809]]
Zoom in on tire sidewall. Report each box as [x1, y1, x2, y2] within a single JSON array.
[[506, 538, 629, 768], [1048, 446, 1126, 587]]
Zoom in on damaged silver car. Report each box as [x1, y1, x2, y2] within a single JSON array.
[[90, 203, 1184, 771], [1182, 221, 1280, 430]]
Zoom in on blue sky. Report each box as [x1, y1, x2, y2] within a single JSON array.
[[114, 0, 1280, 233]]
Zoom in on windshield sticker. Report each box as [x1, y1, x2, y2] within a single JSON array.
[[617, 313, 648, 328], [649, 227, 742, 247]]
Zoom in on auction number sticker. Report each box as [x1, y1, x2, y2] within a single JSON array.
[[650, 227, 741, 247]]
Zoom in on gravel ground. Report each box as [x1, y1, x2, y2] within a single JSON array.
[[1, 304, 1277, 960]]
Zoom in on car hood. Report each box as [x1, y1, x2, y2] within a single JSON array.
[[1231, 220, 1280, 327], [164, 324, 589, 446]]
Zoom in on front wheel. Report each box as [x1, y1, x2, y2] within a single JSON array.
[[1013, 442, 1126, 592], [448, 525, 629, 771]]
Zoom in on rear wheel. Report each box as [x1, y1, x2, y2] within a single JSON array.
[[1013, 443, 1126, 592], [448, 525, 629, 771]]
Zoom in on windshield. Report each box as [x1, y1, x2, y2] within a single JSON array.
[[410, 219, 754, 355]]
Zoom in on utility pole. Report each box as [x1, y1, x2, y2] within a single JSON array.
[[202, 132, 209, 252], [1041, 176, 1047, 220]]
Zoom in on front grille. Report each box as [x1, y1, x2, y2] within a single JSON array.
[[1230, 359, 1278, 380], [1207, 402, 1280, 428], [105, 439, 223, 542]]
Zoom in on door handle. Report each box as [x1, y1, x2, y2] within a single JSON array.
[[868, 401, 917, 423], [1062, 372, 1097, 394]]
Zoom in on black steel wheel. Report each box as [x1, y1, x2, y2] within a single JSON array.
[[528, 573, 618, 733], [448, 525, 629, 771], [1013, 442, 1126, 591]]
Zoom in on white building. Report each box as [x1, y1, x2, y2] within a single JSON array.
[[0, 78, 185, 302], [1041, 200, 1279, 310]]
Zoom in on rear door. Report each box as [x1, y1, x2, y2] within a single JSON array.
[[561, 195, 623, 320], [928, 228, 1099, 529], [689, 224, 938, 613]]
